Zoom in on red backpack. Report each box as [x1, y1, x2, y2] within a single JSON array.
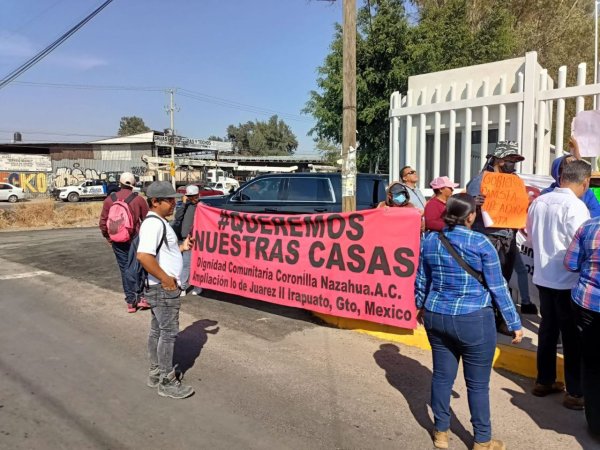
[[107, 192, 138, 242]]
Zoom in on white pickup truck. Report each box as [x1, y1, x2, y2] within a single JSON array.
[[54, 179, 115, 202]]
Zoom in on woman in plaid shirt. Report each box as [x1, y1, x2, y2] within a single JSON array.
[[415, 193, 523, 450]]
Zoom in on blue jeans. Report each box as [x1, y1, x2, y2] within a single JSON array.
[[145, 284, 182, 376], [513, 252, 531, 305], [424, 308, 496, 444], [112, 242, 136, 304]]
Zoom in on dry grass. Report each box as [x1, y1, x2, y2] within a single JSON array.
[[0, 200, 103, 230]]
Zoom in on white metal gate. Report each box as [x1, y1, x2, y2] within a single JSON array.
[[389, 51, 600, 188]]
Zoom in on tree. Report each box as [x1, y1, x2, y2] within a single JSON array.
[[118, 116, 151, 136], [207, 135, 226, 142], [315, 139, 341, 166], [226, 115, 298, 156]]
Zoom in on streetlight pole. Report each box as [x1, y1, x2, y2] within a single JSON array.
[[168, 88, 177, 189]]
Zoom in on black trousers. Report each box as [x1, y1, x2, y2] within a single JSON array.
[[488, 234, 517, 329], [535, 286, 582, 397], [572, 302, 600, 435]]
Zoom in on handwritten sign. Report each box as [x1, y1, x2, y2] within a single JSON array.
[[190, 205, 422, 329], [573, 111, 600, 157], [480, 172, 529, 229]]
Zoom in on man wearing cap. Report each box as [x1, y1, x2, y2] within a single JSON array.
[[172, 185, 202, 296], [99, 172, 149, 313], [136, 181, 195, 399], [467, 141, 529, 332], [424, 176, 459, 232], [467, 141, 526, 281]]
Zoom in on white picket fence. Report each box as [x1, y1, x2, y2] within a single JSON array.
[[389, 51, 600, 189]]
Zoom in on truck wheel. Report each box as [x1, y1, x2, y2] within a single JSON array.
[[67, 192, 80, 202], [8, 195, 18, 203]]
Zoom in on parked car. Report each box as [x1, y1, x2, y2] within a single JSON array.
[[199, 172, 388, 214], [0, 182, 25, 203], [54, 179, 111, 202], [176, 183, 226, 197]]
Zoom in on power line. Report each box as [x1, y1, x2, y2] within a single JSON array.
[[9, 80, 314, 123], [0, 0, 115, 90], [11, 80, 165, 92]]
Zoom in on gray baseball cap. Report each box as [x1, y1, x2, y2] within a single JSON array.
[[146, 181, 183, 199]]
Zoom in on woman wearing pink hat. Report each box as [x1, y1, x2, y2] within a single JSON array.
[[424, 176, 459, 232]]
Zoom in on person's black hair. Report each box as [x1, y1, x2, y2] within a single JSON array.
[[433, 188, 441, 196], [560, 159, 591, 185], [399, 165, 412, 180], [443, 193, 476, 229]]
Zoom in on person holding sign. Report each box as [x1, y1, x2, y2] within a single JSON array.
[[377, 181, 412, 208], [467, 141, 529, 336], [527, 160, 591, 411], [541, 136, 600, 218], [416, 193, 522, 450]]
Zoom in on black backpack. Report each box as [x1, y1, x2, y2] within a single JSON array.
[[125, 215, 167, 301]]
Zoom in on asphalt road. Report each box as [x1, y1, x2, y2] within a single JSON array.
[[0, 228, 598, 450]]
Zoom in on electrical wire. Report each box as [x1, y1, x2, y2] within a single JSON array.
[[0, 0, 115, 90]]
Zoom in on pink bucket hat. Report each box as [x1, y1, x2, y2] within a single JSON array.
[[430, 176, 459, 189]]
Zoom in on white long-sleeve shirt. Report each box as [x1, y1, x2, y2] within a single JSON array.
[[527, 187, 590, 290]]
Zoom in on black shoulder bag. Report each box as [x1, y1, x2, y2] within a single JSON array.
[[438, 233, 487, 289]]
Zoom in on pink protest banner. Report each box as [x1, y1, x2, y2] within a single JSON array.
[[190, 205, 422, 329]]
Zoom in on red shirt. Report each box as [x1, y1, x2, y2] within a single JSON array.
[[99, 187, 149, 240], [424, 196, 446, 232]]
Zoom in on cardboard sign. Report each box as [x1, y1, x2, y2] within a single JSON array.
[[573, 111, 600, 157], [480, 172, 529, 229], [190, 205, 422, 329]]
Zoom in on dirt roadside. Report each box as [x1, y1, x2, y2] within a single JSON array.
[[0, 199, 102, 231]]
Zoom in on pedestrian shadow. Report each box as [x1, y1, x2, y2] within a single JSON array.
[[498, 369, 600, 448], [373, 344, 472, 448], [173, 319, 219, 375]]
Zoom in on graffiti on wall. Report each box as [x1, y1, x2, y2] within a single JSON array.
[[0, 171, 48, 193], [53, 165, 123, 188]]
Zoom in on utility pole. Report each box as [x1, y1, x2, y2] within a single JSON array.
[[167, 88, 177, 188], [342, 0, 357, 212]]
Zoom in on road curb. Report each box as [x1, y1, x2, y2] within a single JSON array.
[[314, 313, 565, 382]]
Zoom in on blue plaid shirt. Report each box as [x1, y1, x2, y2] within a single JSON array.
[[415, 226, 522, 331], [564, 217, 600, 313]]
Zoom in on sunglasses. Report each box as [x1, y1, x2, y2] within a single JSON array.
[[404, 170, 417, 175]]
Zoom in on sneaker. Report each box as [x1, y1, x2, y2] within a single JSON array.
[[157, 370, 194, 399], [191, 288, 202, 296], [473, 439, 506, 450], [433, 430, 449, 449], [532, 381, 565, 397], [147, 367, 160, 388], [137, 298, 150, 309], [126, 303, 137, 313], [520, 303, 538, 315], [563, 393, 584, 410]]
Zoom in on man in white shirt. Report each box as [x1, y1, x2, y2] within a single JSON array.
[[137, 181, 195, 399], [527, 160, 591, 410]]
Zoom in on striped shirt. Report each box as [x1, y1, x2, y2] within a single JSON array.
[[564, 217, 600, 313], [415, 225, 522, 331]]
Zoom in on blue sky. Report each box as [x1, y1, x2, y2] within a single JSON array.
[[0, 0, 349, 154]]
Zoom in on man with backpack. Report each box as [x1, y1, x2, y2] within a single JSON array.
[[136, 181, 195, 399], [99, 172, 149, 313]]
